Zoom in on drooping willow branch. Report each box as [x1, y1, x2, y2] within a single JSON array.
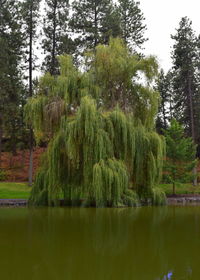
[[26, 38, 166, 207]]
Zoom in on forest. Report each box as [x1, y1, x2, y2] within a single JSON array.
[[0, 0, 200, 206]]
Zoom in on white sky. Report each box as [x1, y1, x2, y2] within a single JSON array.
[[140, 0, 200, 72], [35, 0, 200, 76]]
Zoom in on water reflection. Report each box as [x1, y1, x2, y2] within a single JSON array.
[[158, 267, 193, 280], [159, 271, 173, 280], [0, 206, 200, 279]]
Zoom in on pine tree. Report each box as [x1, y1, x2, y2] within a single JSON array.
[[21, 0, 41, 185], [42, 0, 74, 75], [21, 0, 41, 97], [0, 0, 24, 161], [117, 0, 147, 50], [171, 17, 200, 142], [171, 17, 200, 185], [156, 70, 173, 132], [0, 37, 7, 167], [164, 119, 197, 194], [69, 0, 118, 53]]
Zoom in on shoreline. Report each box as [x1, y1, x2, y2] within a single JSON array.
[[1, 195, 200, 207], [0, 199, 27, 207], [167, 195, 200, 205]]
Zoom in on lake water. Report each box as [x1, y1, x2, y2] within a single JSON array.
[[0, 206, 199, 280]]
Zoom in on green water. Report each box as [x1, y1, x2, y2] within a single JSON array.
[[0, 206, 199, 280]]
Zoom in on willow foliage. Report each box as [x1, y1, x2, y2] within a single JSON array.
[[27, 38, 165, 207], [25, 55, 90, 139], [152, 187, 167, 206], [89, 38, 159, 129]]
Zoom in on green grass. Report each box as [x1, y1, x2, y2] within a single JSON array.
[[158, 183, 200, 195], [0, 182, 200, 199], [0, 182, 31, 199]]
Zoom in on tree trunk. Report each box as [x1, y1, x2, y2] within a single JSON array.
[[94, 1, 98, 48], [124, 8, 127, 43], [188, 74, 195, 141], [172, 182, 175, 195], [11, 141, 17, 156], [28, 128, 34, 186], [162, 100, 167, 129], [28, 2, 33, 186], [11, 126, 17, 156], [193, 166, 198, 186], [188, 73, 197, 186], [0, 112, 2, 169], [51, 0, 57, 75], [169, 94, 173, 120]]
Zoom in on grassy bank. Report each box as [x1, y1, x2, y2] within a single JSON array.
[[0, 182, 31, 199], [159, 183, 200, 195], [0, 182, 200, 199]]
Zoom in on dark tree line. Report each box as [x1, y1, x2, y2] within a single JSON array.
[[0, 0, 147, 182], [156, 17, 200, 184], [0, 0, 25, 164], [157, 17, 200, 145], [2, 1, 200, 185]]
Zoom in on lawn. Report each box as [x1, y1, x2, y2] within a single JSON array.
[[159, 183, 200, 195], [0, 182, 31, 199], [1, 182, 200, 199]]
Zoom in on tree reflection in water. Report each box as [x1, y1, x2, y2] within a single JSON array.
[[0, 207, 199, 280]]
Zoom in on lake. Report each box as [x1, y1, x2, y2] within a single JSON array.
[[0, 206, 199, 280]]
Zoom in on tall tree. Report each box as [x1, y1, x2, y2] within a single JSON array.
[[0, 0, 24, 162], [0, 37, 7, 167], [25, 38, 166, 207], [69, 0, 119, 53], [156, 70, 173, 132], [90, 38, 158, 128], [117, 0, 147, 50], [171, 17, 200, 142], [42, 0, 73, 75], [21, 0, 41, 185], [171, 17, 200, 185], [164, 119, 197, 194]]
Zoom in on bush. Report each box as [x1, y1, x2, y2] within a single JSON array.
[[122, 190, 139, 207], [0, 169, 7, 181], [152, 187, 166, 206]]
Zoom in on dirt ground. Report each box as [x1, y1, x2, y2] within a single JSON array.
[[1, 147, 46, 182]]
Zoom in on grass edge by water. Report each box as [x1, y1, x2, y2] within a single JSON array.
[[0, 182, 200, 199], [0, 182, 31, 199]]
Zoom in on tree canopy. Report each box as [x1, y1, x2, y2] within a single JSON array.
[[163, 119, 197, 194], [26, 38, 166, 207]]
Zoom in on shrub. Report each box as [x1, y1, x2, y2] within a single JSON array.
[[152, 187, 166, 206], [0, 169, 7, 181]]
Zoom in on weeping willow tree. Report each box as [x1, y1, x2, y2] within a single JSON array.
[[26, 38, 166, 207]]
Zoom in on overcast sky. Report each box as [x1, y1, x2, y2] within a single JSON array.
[[140, 0, 200, 72]]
